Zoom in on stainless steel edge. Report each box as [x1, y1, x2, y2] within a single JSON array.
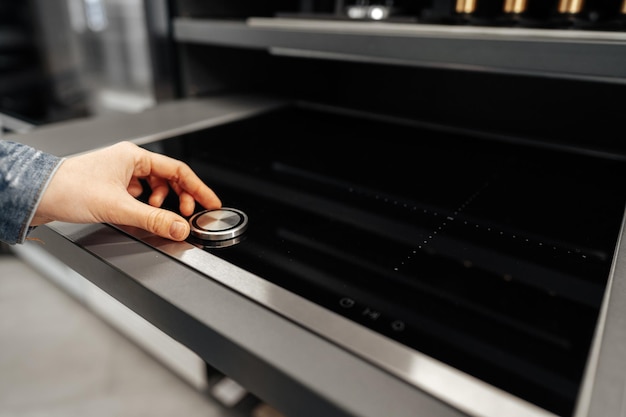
[[266, 46, 626, 86], [574, 207, 626, 417], [173, 18, 626, 83], [27, 222, 464, 417], [246, 17, 626, 43], [110, 224, 558, 417], [3, 94, 288, 157], [0, 112, 36, 135]]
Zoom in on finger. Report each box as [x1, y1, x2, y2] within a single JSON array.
[[146, 175, 170, 207], [113, 195, 190, 241], [127, 177, 144, 198], [170, 181, 196, 216], [179, 191, 196, 216], [135, 150, 221, 210]]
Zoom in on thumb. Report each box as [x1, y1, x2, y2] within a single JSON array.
[[119, 198, 190, 241]]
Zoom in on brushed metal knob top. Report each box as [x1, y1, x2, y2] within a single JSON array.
[[189, 208, 248, 242]]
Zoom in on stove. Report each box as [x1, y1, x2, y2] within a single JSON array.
[[137, 104, 626, 417]]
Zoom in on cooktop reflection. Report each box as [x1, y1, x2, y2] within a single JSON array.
[[141, 106, 626, 417]]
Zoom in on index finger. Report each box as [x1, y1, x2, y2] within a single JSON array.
[[135, 148, 222, 211]]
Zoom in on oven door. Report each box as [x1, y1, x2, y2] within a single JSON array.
[[9, 94, 626, 417]]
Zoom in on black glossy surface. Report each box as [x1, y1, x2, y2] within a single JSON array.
[[146, 106, 626, 417]]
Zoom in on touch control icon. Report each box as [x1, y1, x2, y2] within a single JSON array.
[[189, 208, 248, 246], [339, 297, 355, 308]]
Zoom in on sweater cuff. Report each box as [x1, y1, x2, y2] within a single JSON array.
[[0, 140, 65, 244]]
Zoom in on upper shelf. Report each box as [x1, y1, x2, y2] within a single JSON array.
[[173, 17, 626, 83]]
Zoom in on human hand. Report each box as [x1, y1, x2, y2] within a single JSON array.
[[31, 141, 221, 241]]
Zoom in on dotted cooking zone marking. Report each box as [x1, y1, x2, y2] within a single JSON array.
[[392, 183, 490, 273], [349, 182, 592, 275]]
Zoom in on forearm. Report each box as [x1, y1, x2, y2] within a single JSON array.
[[0, 140, 64, 244]]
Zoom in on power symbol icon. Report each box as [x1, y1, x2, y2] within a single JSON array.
[[339, 297, 355, 308]]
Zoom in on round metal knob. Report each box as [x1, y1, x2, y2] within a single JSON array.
[[189, 208, 248, 242]]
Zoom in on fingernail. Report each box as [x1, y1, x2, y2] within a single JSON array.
[[170, 221, 187, 240]]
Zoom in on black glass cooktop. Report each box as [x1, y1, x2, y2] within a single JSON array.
[[144, 106, 626, 417]]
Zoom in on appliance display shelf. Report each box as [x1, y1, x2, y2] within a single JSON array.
[[173, 17, 626, 83]]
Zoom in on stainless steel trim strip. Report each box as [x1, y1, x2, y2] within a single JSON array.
[[246, 17, 626, 43], [35, 222, 463, 417], [173, 18, 626, 83], [4, 94, 288, 157], [574, 207, 626, 417], [0, 112, 35, 135], [110, 224, 558, 417]]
